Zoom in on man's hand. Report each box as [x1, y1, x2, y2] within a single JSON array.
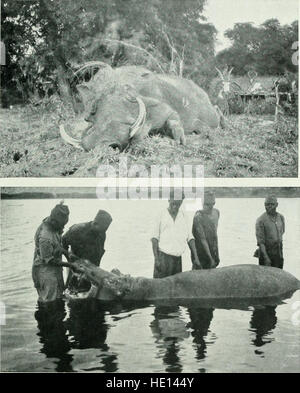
[[70, 263, 85, 274], [54, 246, 71, 260], [259, 245, 272, 267], [53, 247, 63, 258], [264, 256, 272, 266], [209, 257, 217, 268], [193, 256, 202, 269], [69, 252, 79, 262]]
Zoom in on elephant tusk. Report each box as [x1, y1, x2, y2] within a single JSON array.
[[129, 97, 147, 139], [59, 124, 84, 150]]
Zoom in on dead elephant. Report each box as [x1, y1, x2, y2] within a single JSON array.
[[60, 65, 224, 151]]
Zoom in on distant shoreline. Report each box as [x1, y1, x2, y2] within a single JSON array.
[[1, 187, 299, 199]]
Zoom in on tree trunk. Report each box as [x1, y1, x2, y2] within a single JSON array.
[[39, 0, 77, 110], [55, 64, 74, 107]]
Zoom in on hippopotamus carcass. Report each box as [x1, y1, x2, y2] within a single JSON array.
[[60, 64, 224, 151], [65, 259, 300, 307]]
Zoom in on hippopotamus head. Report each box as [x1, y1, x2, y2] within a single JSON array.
[[62, 82, 146, 152]]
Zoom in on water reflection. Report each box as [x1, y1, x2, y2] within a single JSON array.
[[150, 306, 188, 372], [249, 306, 277, 356], [34, 300, 73, 372], [35, 299, 118, 372], [67, 300, 118, 372], [187, 307, 214, 362], [150, 305, 216, 372]]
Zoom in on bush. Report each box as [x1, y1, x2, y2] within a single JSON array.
[[1, 87, 24, 108], [244, 97, 276, 115], [281, 96, 298, 117], [228, 95, 244, 114]]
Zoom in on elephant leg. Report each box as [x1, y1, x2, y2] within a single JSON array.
[[166, 114, 186, 145]]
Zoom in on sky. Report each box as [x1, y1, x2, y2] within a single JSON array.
[[203, 0, 299, 51]]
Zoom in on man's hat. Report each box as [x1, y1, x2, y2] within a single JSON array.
[[94, 210, 112, 226], [50, 201, 69, 225]]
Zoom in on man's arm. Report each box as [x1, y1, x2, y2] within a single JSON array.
[[62, 228, 72, 253], [186, 215, 201, 268], [151, 212, 161, 269], [193, 216, 215, 268], [281, 214, 285, 235], [255, 218, 272, 266], [258, 244, 271, 266], [215, 208, 220, 230], [39, 238, 79, 271], [188, 239, 201, 268], [200, 238, 216, 268], [151, 238, 159, 259], [62, 226, 79, 262], [151, 238, 160, 271]]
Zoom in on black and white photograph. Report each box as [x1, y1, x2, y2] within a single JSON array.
[[0, 0, 300, 378], [0, 186, 300, 373], [0, 0, 298, 177]]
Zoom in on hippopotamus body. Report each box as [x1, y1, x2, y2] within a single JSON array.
[[66, 260, 300, 306]]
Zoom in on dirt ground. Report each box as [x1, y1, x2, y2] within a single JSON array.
[[0, 105, 298, 177]]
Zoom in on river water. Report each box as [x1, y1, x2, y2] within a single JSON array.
[[1, 198, 300, 373]]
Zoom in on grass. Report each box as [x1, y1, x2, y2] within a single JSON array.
[[0, 98, 298, 177]]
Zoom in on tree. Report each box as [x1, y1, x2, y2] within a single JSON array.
[[1, 0, 216, 106], [216, 19, 298, 76], [1, 0, 43, 106]]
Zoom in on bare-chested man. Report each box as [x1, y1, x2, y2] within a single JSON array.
[[192, 191, 220, 269]]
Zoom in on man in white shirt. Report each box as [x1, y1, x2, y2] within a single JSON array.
[[151, 192, 200, 278]]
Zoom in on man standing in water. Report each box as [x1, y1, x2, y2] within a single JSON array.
[[62, 210, 112, 291], [151, 190, 200, 278], [32, 202, 78, 303], [192, 191, 220, 269], [255, 196, 285, 269]]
